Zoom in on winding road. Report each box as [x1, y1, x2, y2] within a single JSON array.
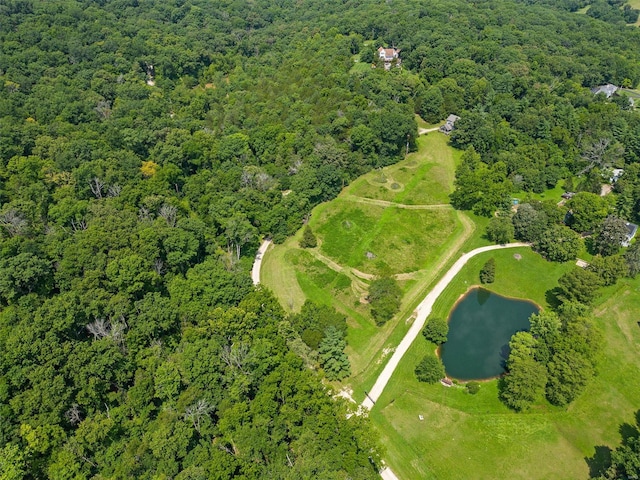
[[251, 239, 272, 285], [361, 242, 529, 410]]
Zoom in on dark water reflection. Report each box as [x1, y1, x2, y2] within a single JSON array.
[[440, 288, 539, 380]]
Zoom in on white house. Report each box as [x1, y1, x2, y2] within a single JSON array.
[[377, 47, 401, 70]]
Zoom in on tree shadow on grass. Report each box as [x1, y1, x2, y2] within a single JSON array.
[[585, 445, 612, 478], [545, 287, 563, 309]]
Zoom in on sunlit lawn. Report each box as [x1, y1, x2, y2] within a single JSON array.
[[370, 248, 640, 479]]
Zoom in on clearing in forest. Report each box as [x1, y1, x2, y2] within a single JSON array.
[[261, 130, 474, 380]]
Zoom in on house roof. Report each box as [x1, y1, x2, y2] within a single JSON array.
[[445, 114, 460, 123], [591, 84, 618, 98], [377, 47, 399, 60]]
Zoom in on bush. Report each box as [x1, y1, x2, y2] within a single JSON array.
[[480, 257, 495, 283], [466, 381, 480, 395], [415, 355, 445, 384], [422, 317, 449, 344], [299, 225, 317, 248], [369, 277, 402, 325]]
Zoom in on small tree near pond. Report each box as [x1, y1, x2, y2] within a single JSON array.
[[422, 317, 449, 344], [415, 355, 445, 384], [480, 257, 495, 283]]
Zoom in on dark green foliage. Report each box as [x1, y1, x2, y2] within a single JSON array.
[[415, 355, 446, 384], [534, 225, 583, 262], [597, 412, 640, 480], [566, 193, 610, 234], [480, 258, 496, 284], [500, 306, 602, 411], [299, 225, 318, 248], [594, 216, 628, 256], [2, 0, 640, 475], [290, 301, 347, 349], [557, 267, 604, 305], [368, 276, 402, 325], [450, 147, 512, 217], [500, 357, 548, 411], [422, 317, 449, 345], [318, 326, 351, 381], [624, 241, 640, 278], [486, 216, 514, 244], [588, 255, 628, 286], [466, 381, 480, 395], [512, 203, 550, 243]]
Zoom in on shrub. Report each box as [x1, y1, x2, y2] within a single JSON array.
[[422, 317, 449, 344], [466, 381, 480, 395], [415, 355, 445, 384], [369, 277, 402, 325]]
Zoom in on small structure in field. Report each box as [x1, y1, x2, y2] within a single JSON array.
[[439, 114, 460, 134], [440, 378, 453, 387]]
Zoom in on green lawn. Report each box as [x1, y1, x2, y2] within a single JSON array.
[[369, 248, 640, 479]]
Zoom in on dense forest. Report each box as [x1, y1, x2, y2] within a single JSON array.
[[1, 0, 640, 477]]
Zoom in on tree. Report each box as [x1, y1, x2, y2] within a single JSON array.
[[499, 357, 547, 411], [546, 348, 594, 406], [422, 317, 449, 344], [479, 257, 496, 283], [588, 255, 628, 286], [598, 411, 640, 480], [625, 241, 640, 277], [0, 443, 26, 480], [594, 216, 628, 256], [415, 355, 445, 384], [486, 216, 514, 244], [557, 267, 603, 304], [318, 326, 351, 381], [368, 277, 402, 325], [534, 225, 583, 262], [299, 225, 317, 248], [512, 203, 549, 243], [566, 192, 609, 233]]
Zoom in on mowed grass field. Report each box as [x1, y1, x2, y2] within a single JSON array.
[[370, 248, 640, 479]]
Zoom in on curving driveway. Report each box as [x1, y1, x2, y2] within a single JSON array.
[[251, 239, 272, 285], [361, 242, 530, 410]]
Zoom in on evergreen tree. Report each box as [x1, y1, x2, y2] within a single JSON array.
[[299, 225, 318, 248], [480, 257, 496, 283], [318, 327, 351, 381]]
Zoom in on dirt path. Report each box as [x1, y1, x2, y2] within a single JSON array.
[[251, 239, 272, 285], [345, 194, 451, 210], [418, 127, 440, 135], [361, 242, 530, 411]]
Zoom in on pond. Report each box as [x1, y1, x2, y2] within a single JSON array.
[[439, 287, 539, 381]]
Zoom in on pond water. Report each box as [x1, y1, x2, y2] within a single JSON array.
[[440, 287, 539, 380]]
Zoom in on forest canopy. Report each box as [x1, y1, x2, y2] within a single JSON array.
[[1, 0, 640, 477]]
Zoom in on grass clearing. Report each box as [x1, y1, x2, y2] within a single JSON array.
[[348, 133, 460, 205], [370, 248, 640, 479], [314, 200, 460, 275]]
